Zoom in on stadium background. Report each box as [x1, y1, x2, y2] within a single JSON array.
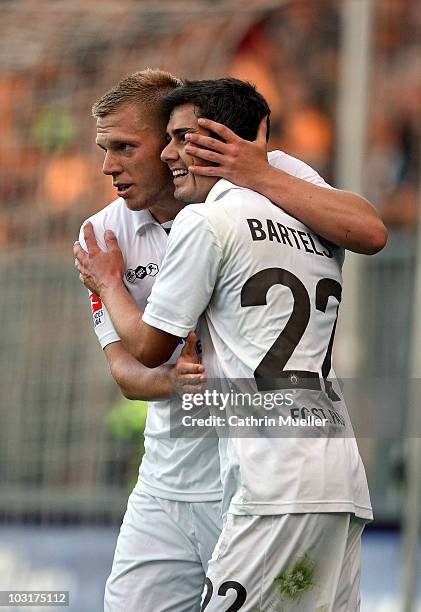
[[0, 0, 420, 610]]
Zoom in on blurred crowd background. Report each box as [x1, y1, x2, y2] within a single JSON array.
[[0, 0, 420, 608]]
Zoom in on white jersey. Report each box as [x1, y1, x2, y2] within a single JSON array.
[[79, 198, 222, 501], [143, 157, 373, 520]]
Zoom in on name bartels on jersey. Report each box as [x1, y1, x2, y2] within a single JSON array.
[[247, 218, 333, 258]]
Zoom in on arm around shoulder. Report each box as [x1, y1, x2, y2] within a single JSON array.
[[253, 163, 387, 254]]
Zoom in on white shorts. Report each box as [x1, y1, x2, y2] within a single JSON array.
[[105, 489, 221, 612], [202, 512, 365, 612]]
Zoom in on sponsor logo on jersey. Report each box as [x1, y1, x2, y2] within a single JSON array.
[[125, 263, 159, 284], [90, 293, 104, 327]]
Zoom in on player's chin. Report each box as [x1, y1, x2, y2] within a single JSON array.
[[123, 195, 148, 211], [174, 186, 196, 204]]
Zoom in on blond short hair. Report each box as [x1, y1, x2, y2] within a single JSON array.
[[92, 68, 182, 124]]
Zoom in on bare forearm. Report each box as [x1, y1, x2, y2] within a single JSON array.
[[105, 337, 203, 399], [251, 166, 387, 254], [101, 281, 146, 357], [100, 282, 178, 366], [105, 344, 172, 400], [113, 363, 172, 400]]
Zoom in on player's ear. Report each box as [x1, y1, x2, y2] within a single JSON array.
[[256, 117, 269, 147]]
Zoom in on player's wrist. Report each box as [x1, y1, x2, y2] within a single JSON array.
[[256, 164, 292, 204], [156, 365, 173, 397], [99, 276, 125, 298], [244, 159, 279, 193]]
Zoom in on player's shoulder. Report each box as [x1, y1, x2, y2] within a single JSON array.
[[197, 181, 274, 238], [268, 150, 332, 188], [213, 181, 274, 221], [81, 197, 129, 230], [78, 197, 141, 249], [169, 203, 211, 239], [210, 179, 270, 208], [173, 185, 267, 235]]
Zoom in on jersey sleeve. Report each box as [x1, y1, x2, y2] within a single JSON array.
[[143, 207, 222, 338], [78, 221, 121, 349], [268, 150, 333, 189], [268, 151, 344, 264]]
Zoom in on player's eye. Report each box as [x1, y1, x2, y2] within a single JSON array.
[[118, 143, 133, 151]]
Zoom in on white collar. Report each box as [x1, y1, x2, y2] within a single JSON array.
[[204, 178, 241, 205], [125, 205, 168, 236]]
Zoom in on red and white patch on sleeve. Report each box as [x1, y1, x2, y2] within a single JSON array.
[[90, 293, 104, 327]]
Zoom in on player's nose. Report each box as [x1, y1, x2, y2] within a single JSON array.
[[161, 140, 178, 164], [102, 151, 123, 175]]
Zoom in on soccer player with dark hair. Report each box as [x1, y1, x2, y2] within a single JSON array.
[[151, 77, 371, 611], [75, 73, 383, 611]]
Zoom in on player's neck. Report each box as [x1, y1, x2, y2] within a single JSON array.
[[148, 200, 185, 224]]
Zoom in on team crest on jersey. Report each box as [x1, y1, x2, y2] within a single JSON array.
[[125, 263, 159, 284], [90, 293, 104, 327]]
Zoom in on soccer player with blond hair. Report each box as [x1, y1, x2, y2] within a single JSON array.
[[75, 70, 385, 611]]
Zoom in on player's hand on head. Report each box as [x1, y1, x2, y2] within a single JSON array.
[[73, 222, 125, 296], [185, 116, 269, 189], [170, 332, 207, 395]]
